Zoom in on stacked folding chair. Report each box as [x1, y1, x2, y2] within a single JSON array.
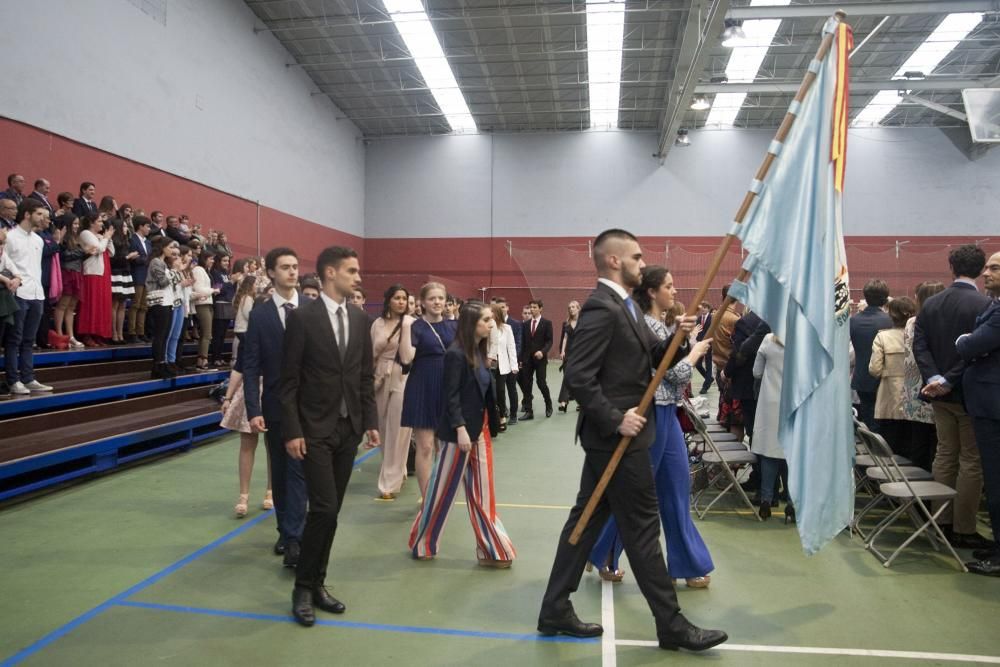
[[682, 399, 761, 521]]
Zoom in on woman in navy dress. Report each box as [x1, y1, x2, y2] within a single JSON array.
[[589, 265, 716, 588], [400, 282, 458, 499]]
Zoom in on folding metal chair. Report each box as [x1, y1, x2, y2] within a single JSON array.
[[856, 428, 967, 571], [682, 400, 761, 521]]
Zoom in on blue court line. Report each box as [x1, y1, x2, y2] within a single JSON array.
[[113, 600, 598, 644], [354, 447, 378, 467], [1, 511, 273, 666]]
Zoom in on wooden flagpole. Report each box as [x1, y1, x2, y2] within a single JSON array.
[[568, 10, 849, 545]]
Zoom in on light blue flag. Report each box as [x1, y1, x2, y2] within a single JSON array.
[[728, 18, 854, 555]]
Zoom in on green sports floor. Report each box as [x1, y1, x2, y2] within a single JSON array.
[[2, 385, 999, 666]]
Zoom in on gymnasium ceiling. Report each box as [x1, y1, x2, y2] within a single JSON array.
[[244, 0, 1000, 147]]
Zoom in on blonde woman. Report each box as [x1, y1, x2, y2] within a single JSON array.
[[488, 303, 519, 430], [556, 300, 580, 412]]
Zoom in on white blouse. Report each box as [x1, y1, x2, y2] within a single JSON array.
[[79, 229, 115, 276]]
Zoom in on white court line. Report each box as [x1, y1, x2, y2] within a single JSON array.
[[601, 580, 617, 667], [615, 640, 1000, 663]]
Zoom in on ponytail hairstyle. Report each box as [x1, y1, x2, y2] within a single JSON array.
[[632, 265, 670, 314]]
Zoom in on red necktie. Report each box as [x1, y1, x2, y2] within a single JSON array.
[[531, 319, 537, 336]]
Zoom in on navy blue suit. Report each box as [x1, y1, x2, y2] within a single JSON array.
[[958, 299, 1000, 550], [436, 345, 500, 443], [242, 298, 306, 548], [850, 306, 893, 430], [129, 234, 151, 285], [506, 316, 523, 359]]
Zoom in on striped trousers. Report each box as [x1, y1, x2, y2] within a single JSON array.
[[408, 425, 516, 561]]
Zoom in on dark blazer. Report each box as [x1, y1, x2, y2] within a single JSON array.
[[72, 198, 97, 218], [129, 234, 151, 285], [523, 316, 553, 361], [957, 299, 1000, 419], [39, 230, 60, 292], [243, 299, 286, 425], [505, 316, 523, 358], [280, 298, 377, 440], [436, 345, 500, 443], [914, 282, 992, 404], [724, 312, 769, 401], [850, 306, 893, 393], [27, 191, 55, 217], [565, 282, 686, 452]]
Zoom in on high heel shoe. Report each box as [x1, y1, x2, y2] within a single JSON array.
[[234, 494, 249, 518], [685, 576, 711, 589], [586, 560, 625, 582], [758, 500, 772, 521], [262, 491, 273, 510], [784, 505, 796, 524]]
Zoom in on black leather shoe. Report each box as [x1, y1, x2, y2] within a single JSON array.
[[283, 541, 300, 568], [558, 403, 568, 413], [951, 532, 996, 550], [274, 538, 286, 556], [658, 615, 728, 651], [972, 547, 1000, 561], [545, 405, 553, 418], [520, 411, 534, 421], [313, 586, 346, 614], [537, 611, 603, 638], [966, 557, 1000, 577], [292, 587, 315, 627]]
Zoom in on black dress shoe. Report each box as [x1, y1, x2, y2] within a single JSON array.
[[292, 587, 315, 627], [966, 557, 1000, 577], [520, 411, 534, 421], [558, 403, 568, 413], [283, 541, 300, 568], [274, 538, 286, 556], [537, 611, 603, 638], [950, 532, 996, 550], [545, 405, 553, 418], [313, 586, 346, 614], [658, 615, 728, 651], [972, 547, 1000, 561]]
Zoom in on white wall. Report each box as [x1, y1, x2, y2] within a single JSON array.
[[3, 0, 365, 236], [365, 128, 1000, 238]]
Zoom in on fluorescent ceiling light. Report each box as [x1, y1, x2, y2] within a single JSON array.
[[383, 0, 476, 133], [853, 12, 983, 127], [705, 0, 791, 128], [586, 0, 625, 129], [690, 96, 711, 111]]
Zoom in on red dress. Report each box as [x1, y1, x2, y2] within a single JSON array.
[[77, 252, 113, 338]]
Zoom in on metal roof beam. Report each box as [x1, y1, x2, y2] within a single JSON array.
[[695, 78, 991, 93], [729, 1, 999, 20], [902, 94, 969, 122]]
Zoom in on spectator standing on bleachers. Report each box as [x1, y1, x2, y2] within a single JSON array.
[[166, 246, 194, 374], [126, 216, 153, 343], [109, 213, 137, 344], [72, 182, 97, 218], [1, 228, 22, 397], [76, 213, 115, 347], [165, 215, 190, 244], [27, 179, 54, 218], [3, 199, 53, 394], [913, 244, 993, 550], [146, 238, 179, 378], [52, 193, 75, 226], [2, 174, 25, 205], [0, 198, 17, 231], [34, 205, 63, 350], [215, 231, 233, 257], [191, 253, 219, 370], [850, 279, 892, 432], [209, 254, 236, 368], [147, 210, 167, 241], [244, 247, 307, 568], [54, 215, 85, 348]]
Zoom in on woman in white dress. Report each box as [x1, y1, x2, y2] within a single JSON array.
[[752, 333, 793, 522]]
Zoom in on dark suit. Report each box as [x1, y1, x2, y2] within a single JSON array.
[[958, 299, 1000, 549], [695, 310, 713, 393], [505, 316, 523, 359], [850, 306, 893, 430], [521, 316, 554, 412], [243, 298, 307, 549], [914, 281, 991, 535], [72, 198, 97, 218], [437, 345, 500, 443], [540, 282, 688, 639], [27, 191, 55, 218], [0, 189, 23, 204], [280, 297, 377, 591]]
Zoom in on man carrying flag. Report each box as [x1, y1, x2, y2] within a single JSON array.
[[727, 17, 855, 555]]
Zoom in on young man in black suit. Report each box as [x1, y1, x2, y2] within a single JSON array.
[[537, 229, 727, 653], [914, 244, 993, 550], [281, 246, 380, 627], [849, 279, 892, 432], [957, 252, 1000, 575], [520, 299, 554, 419], [243, 247, 308, 567]]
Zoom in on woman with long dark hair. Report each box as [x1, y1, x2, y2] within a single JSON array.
[[109, 207, 137, 344], [408, 301, 516, 567], [54, 215, 85, 348], [146, 238, 179, 378], [588, 265, 715, 588], [209, 254, 236, 367], [371, 284, 414, 500]]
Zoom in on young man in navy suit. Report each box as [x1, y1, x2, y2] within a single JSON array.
[[957, 252, 1000, 576], [126, 217, 153, 342], [243, 247, 307, 568]]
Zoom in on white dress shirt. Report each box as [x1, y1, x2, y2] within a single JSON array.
[[320, 292, 349, 349], [272, 290, 300, 328], [598, 277, 630, 301], [4, 224, 44, 300]]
